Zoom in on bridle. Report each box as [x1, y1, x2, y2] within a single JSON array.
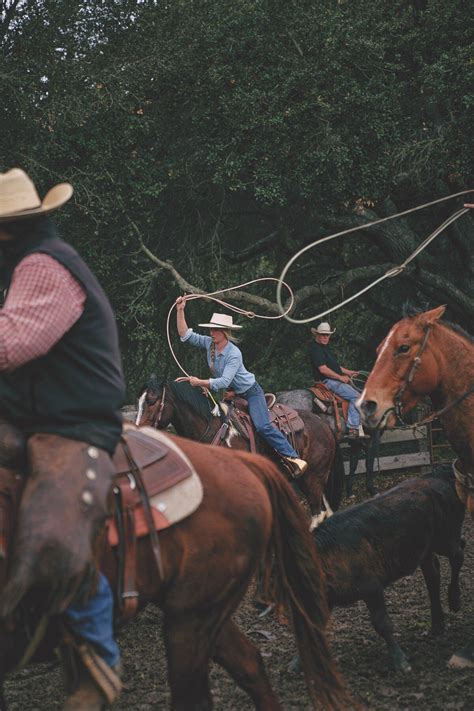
[[393, 325, 433, 424], [138, 382, 219, 443], [376, 324, 474, 429]]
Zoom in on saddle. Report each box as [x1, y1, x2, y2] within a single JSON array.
[[0, 426, 202, 622], [309, 382, 349, 436], [218, 391, 304, 454]]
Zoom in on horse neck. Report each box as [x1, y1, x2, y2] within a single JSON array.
[[169, 394, 218, 442], [429, 324, 474, 461]]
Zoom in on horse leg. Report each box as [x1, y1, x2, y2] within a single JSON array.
[[163, 612, 215, 710], [213, 619, 282, 710], [447, 540, 465, 612], [420, 554, 444, 634], [365, 591, 412, 672], [365, 433, 379, 496], [346, 441, 360, 498]]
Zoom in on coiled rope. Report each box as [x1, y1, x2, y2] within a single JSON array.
[[276, 188, 474, 324]]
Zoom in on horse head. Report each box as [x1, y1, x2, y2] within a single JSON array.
[[137, 376, 217, 440], [358, 305, 445, 429], [136, 375, 170, 428]]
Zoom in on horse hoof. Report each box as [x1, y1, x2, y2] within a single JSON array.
[[448, 653, 474, 669]]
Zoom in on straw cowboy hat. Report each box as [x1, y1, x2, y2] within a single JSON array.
[[198, 313, 242, 330], [311, 322, 336, 336], [0, 168, 73, 223]]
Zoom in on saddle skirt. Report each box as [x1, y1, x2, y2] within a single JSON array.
[[309, 382, 349, 435], [108, 425, 203, 546], [223, 395, 304, 453]]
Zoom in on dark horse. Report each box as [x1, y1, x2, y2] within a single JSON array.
[[276, 388, 381, 498], [0, 427, 352, 709], [137, 377, 345, 530], [359, 305, 474, 669]]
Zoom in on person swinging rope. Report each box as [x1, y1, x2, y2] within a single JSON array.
[[175, 296, 308, 477]]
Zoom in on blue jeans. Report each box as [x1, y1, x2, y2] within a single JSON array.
[[65, 572, 120, 668], [323, 378, 361, 428], [240, 382, 299, 458]]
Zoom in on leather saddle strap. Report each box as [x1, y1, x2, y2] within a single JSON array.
[[120, 437, 164, 580], [243, 415, 257, 453], [282, 410, 298, 454], [210, 403, 234, 447], [118, 482, 139, 619]]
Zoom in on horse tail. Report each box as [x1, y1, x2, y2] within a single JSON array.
[[245, 453, 354, 710], [323, 437, 345, 512]]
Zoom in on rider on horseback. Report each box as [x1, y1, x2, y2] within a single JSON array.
[[310, 322, 361, 438], [175, 296, 308, 476], [0, 169, 125, 709]]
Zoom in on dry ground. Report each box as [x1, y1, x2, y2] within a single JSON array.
[[5, 471, 474, 710]]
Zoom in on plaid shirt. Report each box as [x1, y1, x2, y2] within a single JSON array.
[[0, 253, 86, 370]]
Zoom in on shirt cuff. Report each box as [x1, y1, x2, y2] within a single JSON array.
[[180, 328, 193, 342], [208, 378, 218, 391]]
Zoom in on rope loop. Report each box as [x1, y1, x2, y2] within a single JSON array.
[[275, 188, 473, 324]]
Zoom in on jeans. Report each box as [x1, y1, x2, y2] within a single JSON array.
[[65, 572, 120, 668], [323, 378, 361, 428], [240, 382, 299, 458]]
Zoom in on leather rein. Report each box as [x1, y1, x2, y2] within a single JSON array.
[[378, 325, 474, 430]]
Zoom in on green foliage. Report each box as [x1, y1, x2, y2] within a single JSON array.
[[1, 0, 472, 397]]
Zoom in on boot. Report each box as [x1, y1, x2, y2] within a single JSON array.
[[283, 457, 308, 479], [60, 639, 122, 710]]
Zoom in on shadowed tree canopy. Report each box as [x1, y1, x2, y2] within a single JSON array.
[[1, 0, 472, 396]]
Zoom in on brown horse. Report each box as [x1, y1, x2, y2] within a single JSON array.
[[0, 428, 352, 710], [137, 377, 345, 530], [358, 304, 474, 669]]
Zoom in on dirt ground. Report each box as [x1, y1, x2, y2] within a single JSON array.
[[5, 471, 474, 710]]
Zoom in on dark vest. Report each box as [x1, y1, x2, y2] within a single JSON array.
[[0, 231, 125, 454]]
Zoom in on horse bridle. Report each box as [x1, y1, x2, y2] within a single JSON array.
[[452, 459, 474, 494], [142, 383, 217, 443], [393, 325, 433, 424]]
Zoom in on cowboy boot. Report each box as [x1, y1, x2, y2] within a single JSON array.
[[283, 456, 308, 479]]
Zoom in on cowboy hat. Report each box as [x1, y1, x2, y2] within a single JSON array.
[[0, 168, 73, 223], [311, 322, 336, 336], [198, 313, 242, 330]]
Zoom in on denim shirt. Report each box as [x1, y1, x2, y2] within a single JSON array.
[[180, 328, 255, 393]]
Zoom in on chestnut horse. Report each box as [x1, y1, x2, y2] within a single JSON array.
[[0, 429, 352, 710], [358, 304, 474, 669], [137, 377, 345, 530]]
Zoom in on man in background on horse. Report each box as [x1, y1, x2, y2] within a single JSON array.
[[0, 169, 125, 709], [310, 322, 361, 438]]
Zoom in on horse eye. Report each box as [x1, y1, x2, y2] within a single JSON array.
[[397, 344, 410, 354]]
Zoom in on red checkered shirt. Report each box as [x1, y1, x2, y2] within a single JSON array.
[[0, 253, 86, 370]]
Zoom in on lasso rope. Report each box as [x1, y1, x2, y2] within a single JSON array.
[[166, 277, 295, 378], [276, 188, 474, 324]]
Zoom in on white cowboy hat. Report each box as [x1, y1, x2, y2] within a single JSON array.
[[198, 313, 242, 330], [0, 168, 73, 223], [311, 322, 336, 336]]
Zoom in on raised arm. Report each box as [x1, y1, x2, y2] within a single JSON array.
[[176, 296, 189, 338]]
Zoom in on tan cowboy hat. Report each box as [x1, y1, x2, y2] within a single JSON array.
[[198, 313, 242, 330], [311, 322, 336, 336], [0, 168, 73, 223]]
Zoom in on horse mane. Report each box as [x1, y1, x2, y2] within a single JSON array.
[[402, 303, 473, 344], [168, 379, 213, 422]]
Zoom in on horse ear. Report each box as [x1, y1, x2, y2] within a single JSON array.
[[421, 305, 446, 325]]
